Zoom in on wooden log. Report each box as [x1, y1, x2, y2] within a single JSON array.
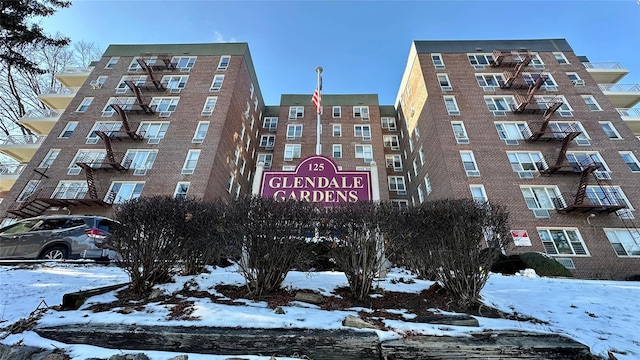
[[60, 283, 129, 310], [35, 325, 380, 360]]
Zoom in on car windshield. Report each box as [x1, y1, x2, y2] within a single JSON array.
[[0, 219, 41, 235]]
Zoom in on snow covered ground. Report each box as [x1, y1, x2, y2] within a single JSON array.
[[1, 262, 639, 360]]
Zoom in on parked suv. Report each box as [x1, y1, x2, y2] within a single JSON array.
[[0, 215, 118, 260]]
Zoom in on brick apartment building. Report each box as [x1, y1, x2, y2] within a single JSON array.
[[1, 39, 639, 279]]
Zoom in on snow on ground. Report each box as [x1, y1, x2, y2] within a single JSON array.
[[1, 262, 639, 360]]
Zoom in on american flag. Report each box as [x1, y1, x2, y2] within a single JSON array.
[[311, 76, 322, 114]]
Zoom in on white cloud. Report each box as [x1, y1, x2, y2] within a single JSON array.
[[214, 31, 237, 43]]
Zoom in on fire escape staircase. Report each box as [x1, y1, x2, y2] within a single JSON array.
[[491, 50, 534, 68], [108, 104, 144, 141], [6, 188, 52, 218], [555, 165, 627, 214], [511, 75, 548, 113]]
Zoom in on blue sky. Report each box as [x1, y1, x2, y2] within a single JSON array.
[[41, 0, 640, 106]]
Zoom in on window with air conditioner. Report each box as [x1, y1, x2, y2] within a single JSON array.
[[263, 117, 278, 131], [354, 106, 370, 121], [383, 135, 399, 149], [388, 176, 406, 194], [604, 228, 640, 257], [386, 155, 403, 171], [566, 72, 584, 86], [537, 228, 588, 256], [444, 96, 460, 115], [286, 124, 303, 140], [288, 106, 304, 120], [381, 117, 397, 131], [354, 125, 371, 141], [460, 151, 480, 177], [260, 135, 275, 149], [355, 144, 373, 163], [520, 186, 563, 217], [451, 122, 469, 144]]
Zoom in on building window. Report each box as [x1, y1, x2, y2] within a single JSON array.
[[582, 95, 602, 111], [431, 53, 444, 69], [495, 122, 529, 145], [355, 144, 373, 163], [59, 122, 78, 138], [507, 152, 545, 177], [174, 182, 190, 200], [476, 74, 504, 90], [412, 159, 418, 176], [619, 151, 640, 172], [39, 149, 60, 168], [90, 76, 107, 89], [451, 122, 469, 144], [536, 95, 573, 116], [284, 144, 301, 161], [105, 57, 119, 69], [529, 54, 545, 68], [460, 151, 480, 177], [286, 124, 303, 139], [467, 53, 494, 69], [383, 135, 400, 150], [604, 228, 640, 256], [332, 144, 342, 158], [523, 72, 557, 91], [599, 121, 622, 139], [354, 125, 371, 141], [288, 106, 304, 120], [76, 97, 93, 112], [115, 75, 146, 93], [190, 122, 209, 143], [443, 96, 460, 115], [86, 122, 121, 144], [381, 117, 396, 131], [332, 124, 342, 137], [52, 181, 88, 200], [333, 106, 341, 118], [138, 122, 169, 143], [586, 186, 634, 219], [232, 147, 240, 166], [172, 56, 196, 72], [484, 96, 515, 115], [549, 121, 590, 145], [353, 106, 370, 121], [200, 96, 218, 116], [419, 147, 426, 166], [263, 117, 278, 131], [210, 75, 224, 92], [217, 56, 230, 71], [538, 228, 587, 256], [107, 182, 144, 204], [68, 150, 106, 175], [437, 73, 452, 91], [257, 153, 272, 169], [424, 174, 432, 195], [469, 184, 488, 203], [128, 57, 155, 72], [150, 97, 179, 117], [386, 155, 402, 171], [520, 186, 563, 218], [125, 150, 158, 175], [388, 176, 406, 194], [102, 97, 135, 116], [162, 75, 188, 93], [553, 52, 569, 64], [565, 152, 610, 178], [566, 72, 585, 86], [260, 135, 275, 149], [182, 150, 201, 174], [17, 180, 40, 202]]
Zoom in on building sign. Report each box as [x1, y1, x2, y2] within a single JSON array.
[[511, 230, 532, 246], [260, 155, 372, 204]]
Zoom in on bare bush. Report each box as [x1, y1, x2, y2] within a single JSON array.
[[233, 197, 314, 296]]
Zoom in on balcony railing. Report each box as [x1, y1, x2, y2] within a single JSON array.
[[59, 67, 93, 74], [583, 62, 626, 70], [0, 164, 27, 176], [617, 108, 640, 117], [40, 86, 78, 95], [0, 135, 47, 145], [22, 109, 61, 118], [598, 84, 640, 93]]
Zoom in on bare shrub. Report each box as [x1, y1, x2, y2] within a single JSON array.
[[233, 196, 314, 296]]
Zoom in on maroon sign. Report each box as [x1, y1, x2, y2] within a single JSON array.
[[260, 155, 372, 204]]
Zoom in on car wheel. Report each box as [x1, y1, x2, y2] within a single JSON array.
[[40, 247, 68, 260]]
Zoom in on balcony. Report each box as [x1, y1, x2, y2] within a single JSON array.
[[0, 135, 46, 162], [583, 62, 629, 84], [598, 84, 640, 108], [0, 164, 27, 191], [54, 67, 93, 88], [19, 109, 62, 135], [38, 86, 78, 110], [617, 108, 640, 135]]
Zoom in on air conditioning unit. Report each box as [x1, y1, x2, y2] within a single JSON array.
[[201, 110, 213, 116], [595, 171, 612, 180], [456, 138, 470, 144], [387, 163, 394, 168], [555, 258, 576, 269], [575, 138, 591, 146], [504, 139, 520, 146], [170, 88, 182, 94], [361, 116, 370, 121], [284, 157, 293, 162], [434, 65, 445, 69], [492, 111, 507, 117], [85, 137, 99, 144], [192, 137, 204, 143], [448, 110, 460, 115], [441, 86, 453, 91], [210, 87, 220, 92], [571, 79, 585, 86], [181, 169, 194, 175], [147, 137, 161, 144], [159, 111, 172, 117], [533, 209, 550, 218], [89, 80, 102, 89], [482, 86, 496, 92], [466, 170, 480, 177], [133, 168, 147, 176]]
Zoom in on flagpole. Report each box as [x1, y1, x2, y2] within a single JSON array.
[[315, 66, 323, 155]]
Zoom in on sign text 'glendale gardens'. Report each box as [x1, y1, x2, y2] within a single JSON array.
[[260, 156, 372, 204]]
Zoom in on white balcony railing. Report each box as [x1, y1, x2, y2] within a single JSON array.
[[617, 108, 640, 117], [0, 164, 27, 176], [22, 109, 61, 119], [583, 62, 626, 70], [40, 86, 78, 95], [0, 135, 47, 146], [598, 84, 640, 93], [59, 67, 93, 74]]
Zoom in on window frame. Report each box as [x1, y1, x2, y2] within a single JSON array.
[[388, 176, 407, 193], [210, 75, 224, 92], [582, 95, 602, 111], [107, 181, 144, 204], [332, 124, 342, 137], [385, 154, 403, 171], [431, 53, 445, 69], [76, 97, 93, 112], [181, 149, 201, 174], [443, 95, 460, 115], [520, 185, 564, 217], [286, 124, 303, 140], [383, 135, 400, 150], [354, 124, 371, 141], [217, 56, 230, 71], [437, 73, 452, 91], [355, 144, 373, 163], [284, 144, 301, 161], [332, 144, 342, 158], [39, 149, 60, 168], [288, 106, 304, 120], [470, 184, 488, 203], [460, 151, 480, 177], [353, 106, 370, 121], [193, 121, 209, 142], [260, 135, 275, 148], [174, 182, 190, 200], [604, 228, 640, 257], [263, 117, 278, 131], [599, 121, 622, 139], [619, 151, 640, 172], [332, 106, 341, 118], [451, 121, 469, 144], [381, 117, 397, 131], [537, 228, 589, 256], [59, 122, 78, 138], [553, 52, 569, 65]]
